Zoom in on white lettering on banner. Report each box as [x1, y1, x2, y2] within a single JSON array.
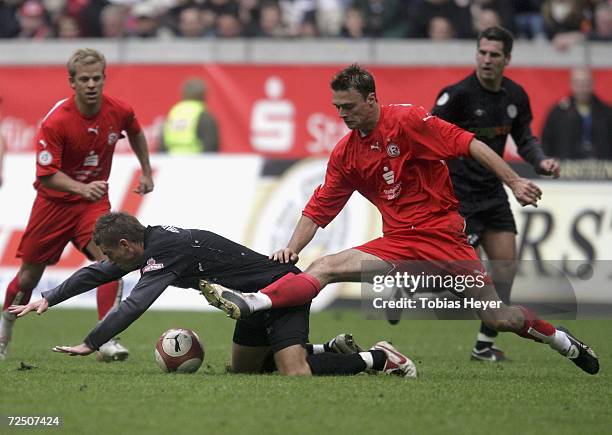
[[250, 76, 295, 153], [306, 113, 349, 153]]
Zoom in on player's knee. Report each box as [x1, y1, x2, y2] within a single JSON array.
[[307, 256, 335, 282], [17, 268, 44, 290], [278, 361, 311, 376]]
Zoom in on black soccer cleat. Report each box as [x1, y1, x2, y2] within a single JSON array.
[[200, 280, 253, 320], [470, 346, 508, 362], [556, 326, 599, 375]]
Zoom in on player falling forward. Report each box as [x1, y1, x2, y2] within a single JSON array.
[[0, 49, 154, 362], [432, 26, 560, 362], [205, 64, 598, 375], [10, 212, 417, 377]]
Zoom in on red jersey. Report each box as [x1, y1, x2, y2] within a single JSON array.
[[34, 95, 141, 202], [303, 104, 475, 236]]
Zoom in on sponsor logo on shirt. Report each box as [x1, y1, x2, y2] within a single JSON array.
[[38, 150, 53, 166], [83, 151, 99, 167], [387, 143, 400, 158], [162, 225, 180, 233], [383, 181, 402, 200], [108, 132, 119, 146], [142, 257, 165, 273], [382, 166, 395, 184], [88, 125, 99, 135]]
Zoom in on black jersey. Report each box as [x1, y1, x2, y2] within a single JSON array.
[[42, 225, 300, 350], [432, 72, 546, 199]]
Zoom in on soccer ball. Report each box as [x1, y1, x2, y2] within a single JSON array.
[[155, 328, 204, 373]]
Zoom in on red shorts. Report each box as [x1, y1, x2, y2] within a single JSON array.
[[17, 195, 111, 265], [355, 212, 489, 280]]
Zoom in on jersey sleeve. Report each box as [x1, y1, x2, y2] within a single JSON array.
[[302, 149, 355, 228], [122, 104, 142, 136], [403, 106, 474, 160], [35, 122, 65, 177], [83, 271, 176, 350], [511, 88, 547, 167], [41, 261, 128, 307], [431, 87, 462, 123]]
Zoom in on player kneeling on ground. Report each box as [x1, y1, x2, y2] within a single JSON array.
[[9, 212, 416, 378]]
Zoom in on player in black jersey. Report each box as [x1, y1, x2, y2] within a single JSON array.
[[8, 212, 418, 378], [432, 27, 561, 362]]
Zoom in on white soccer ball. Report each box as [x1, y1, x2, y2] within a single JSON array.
[[154, 328, 204, 373]]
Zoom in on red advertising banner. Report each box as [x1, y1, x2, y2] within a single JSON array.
[[1, 64, 611, 158]]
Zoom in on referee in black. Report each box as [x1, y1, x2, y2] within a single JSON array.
[[432, 26, 561, 362]]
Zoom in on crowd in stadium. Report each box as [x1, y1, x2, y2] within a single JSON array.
[[1, 0, 611, 49]]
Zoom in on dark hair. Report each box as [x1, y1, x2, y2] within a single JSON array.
[[478, 26, 514, 56], [93, 212, 146, 246], [330, 64, 376, 100]]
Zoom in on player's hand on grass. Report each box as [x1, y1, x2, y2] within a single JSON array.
[[8, 298, 49, 317], [80, 180, 108, 201], [537, 158, 561, 179], [270, 248, 299, 264], [52, 343, 94, 356], [134, 173, 154, 195], [510, 178, 542, 207]]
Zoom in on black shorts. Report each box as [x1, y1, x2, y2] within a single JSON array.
[[460, 196, 517, 247], [232, 304, 310, 353]]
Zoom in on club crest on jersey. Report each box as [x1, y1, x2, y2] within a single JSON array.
[[387, 143, 400, 158], [107, 132, 119, 146], [38, 150, 53, 166], [143, 257, 165, 273], [507, 104, 518, 119]]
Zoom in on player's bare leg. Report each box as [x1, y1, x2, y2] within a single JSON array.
[[472, 229, 517, 362], [84, 240, 128, 362], [0, 262, 45, 360], [206, 249, 392, 319], [231, 344, 273, 373]]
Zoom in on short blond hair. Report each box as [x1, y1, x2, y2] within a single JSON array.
[[67, 48, 106, 78]]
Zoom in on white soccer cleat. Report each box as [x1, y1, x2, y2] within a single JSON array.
[[96, 337, 130, 362], [329, 333, 363, 354], [0, 311, 16, 361], [371, 341, 417, 378]]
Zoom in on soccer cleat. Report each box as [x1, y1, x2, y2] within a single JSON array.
[[556, 326, 599, 375], [96, 337, 129, 362], [200, 280, 252, 320], [371, 341, 417, 378], [329, 333, 363, 354], [0, 311, 16, 361], [385, 287, 403, 326], [471, 346, 508, 362]]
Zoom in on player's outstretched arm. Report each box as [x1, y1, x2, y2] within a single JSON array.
[[468, 139, 542, 207], [127, 131, 154, 195], [270, 215, 320, 263], [8, 298, 49, 317], [39, 171, 108, 201]]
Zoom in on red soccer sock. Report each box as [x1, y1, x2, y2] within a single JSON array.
[[261, 272, 322, 308], [516, 306, 556, 343], [3, 275, 33, 311], [97, 280, 121, 320]]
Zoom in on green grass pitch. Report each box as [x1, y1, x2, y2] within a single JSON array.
[[1, 309, 610, 435]]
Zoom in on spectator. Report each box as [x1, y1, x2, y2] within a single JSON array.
[[352, 0, 410, 38], [470, 0, 516, 34], [589, 2, 612, 41], [161, 78, 220, 154], [541, 0, 589, 50], [339, 5, 366, 38], [177, 6, 207, 37], [315, 0, 344, 37], [410, 0, 473, 38], [513, 0, 546, 40], [298, 13, 319, 37], [215, 12, 243, 37], [130, 2, 172, 38], [55, 14, 81, 38], [474, 7, 502, 33], [0, 1, 21, 38], [428, 16, 455, 40], [279, 0, 316, 36], [246, 1, 288, 37], [542, 67, 612, 159], [100, 4, 128, 38], [17, 0, 52, 39]]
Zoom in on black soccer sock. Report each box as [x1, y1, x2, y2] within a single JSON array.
[[475, 322, 498, 350], [371, 350, 387, 372], [306, 353, 366, 375], [304, 343, 332, 355]]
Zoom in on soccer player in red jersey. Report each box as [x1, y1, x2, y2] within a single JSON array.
[[0, 48, 154, 361], [210, 64, 598, 375]]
